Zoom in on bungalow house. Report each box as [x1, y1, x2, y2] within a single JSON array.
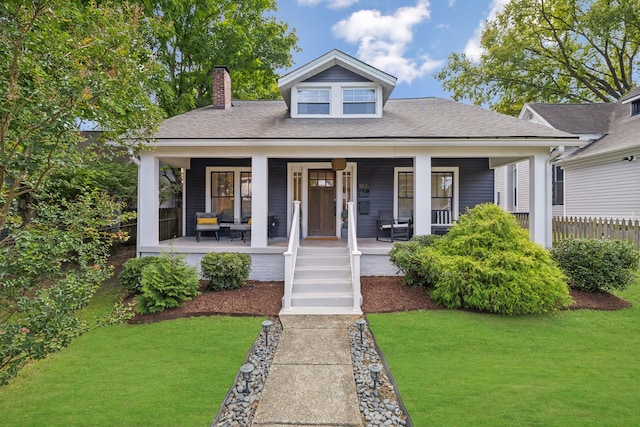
[[135, 50, 578, 314], [496, 87, 640, 220]]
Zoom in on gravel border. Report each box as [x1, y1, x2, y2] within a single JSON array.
[[211, 316, 412, 426]]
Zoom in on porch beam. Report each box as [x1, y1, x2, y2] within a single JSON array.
[[529, 154, 550, 247], [138, 153, 160, 250], [414, 155, 432, 235], [251, 155, 268, 248]]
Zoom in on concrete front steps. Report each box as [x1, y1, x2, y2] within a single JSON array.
[[284, 246, 362, 315]]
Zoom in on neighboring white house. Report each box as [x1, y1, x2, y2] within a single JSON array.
[[496, 88, 640, 220]]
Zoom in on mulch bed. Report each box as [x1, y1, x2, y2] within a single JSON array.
[[129, 276, 632, 324]]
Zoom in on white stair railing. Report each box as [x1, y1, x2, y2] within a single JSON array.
[[282, 201, 301, 312], [347, 202, 362, 313]]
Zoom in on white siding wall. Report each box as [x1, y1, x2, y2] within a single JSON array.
[[565, 160, 640, 219], [494, 166, 507, 210]]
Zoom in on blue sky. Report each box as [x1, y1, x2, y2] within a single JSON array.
[[274, 0, 508, 99]]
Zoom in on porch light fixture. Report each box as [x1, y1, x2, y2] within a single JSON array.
[[356, 318, 366, 346], [240, 363, 255, 394], [262, 320, 273, 347], [331, 158, 347, 171], [368, 363, 382, 391]]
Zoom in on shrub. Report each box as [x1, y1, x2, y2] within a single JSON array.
[[426, 204, 571, 315], [551, 239, 640, 292], [201, 252, 252, 291], [118, 256, 160, 294], [136, 254, 200, 314], [389, 235, 441, 288]]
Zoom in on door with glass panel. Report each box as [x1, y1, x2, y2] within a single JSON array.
[[307, 169, 336, 236]]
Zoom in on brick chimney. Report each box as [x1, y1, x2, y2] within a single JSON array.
[[213, 66, 231, 109]]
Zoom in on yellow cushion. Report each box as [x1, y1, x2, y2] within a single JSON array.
[[197, 217, 218, 225], [248, 218, 252, 225]]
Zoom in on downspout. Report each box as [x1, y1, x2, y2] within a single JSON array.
[[546, 146, 564, 247]]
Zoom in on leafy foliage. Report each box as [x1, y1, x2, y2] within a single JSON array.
[[393, 204, 571, 315], [0, 1, 163, 384], [389, 235, 441, 288], [136, 254, 200, 314], [118, 256, 161, 294], [200, 252, 251, 291], [435, 0, 640, 115], [552, 239, 640, 292], [140, 0, 299, 117]]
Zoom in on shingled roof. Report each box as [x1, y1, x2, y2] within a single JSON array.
[[525, 88, 640, 162], [153, 97, 574, 142]]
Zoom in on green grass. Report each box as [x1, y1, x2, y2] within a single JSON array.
[[0, 316, 262, 426], [369, 284, 640, 426]]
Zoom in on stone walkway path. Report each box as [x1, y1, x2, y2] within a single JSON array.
[[252, 315, 362, 426]]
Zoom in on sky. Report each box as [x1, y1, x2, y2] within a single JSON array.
[[274, 0, 509, 100]]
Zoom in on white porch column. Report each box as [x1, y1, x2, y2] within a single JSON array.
[[137, 153, 160, 249], [251, 155, 268, 248], [529, 154, 550, 247], [414, 155, 432, 235]]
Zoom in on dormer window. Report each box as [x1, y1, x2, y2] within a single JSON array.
[[292, 83, 381, 118], [632, 100, 640, 116], [343, 89, 376, 114], [297, 89, 330, 115]]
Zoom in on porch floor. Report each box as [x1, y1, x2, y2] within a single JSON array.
[[152, 236, 396, 254]]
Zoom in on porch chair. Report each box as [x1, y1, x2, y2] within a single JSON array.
[[376, 210, 410, 242], [230, 217, 251, 243], [195, 212, 220, 242]]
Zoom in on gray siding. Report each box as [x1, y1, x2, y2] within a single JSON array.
[[268, 159, 288, 238], [304, 65, 371, 83]]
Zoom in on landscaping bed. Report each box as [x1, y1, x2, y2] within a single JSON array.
[[130, 276, 631, 323]]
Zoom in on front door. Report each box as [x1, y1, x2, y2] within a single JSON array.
[[308, 169, 336, 236]]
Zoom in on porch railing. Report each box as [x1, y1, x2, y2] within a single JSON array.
[[347, 202, 362, 313], [282, 201, 301, 312]]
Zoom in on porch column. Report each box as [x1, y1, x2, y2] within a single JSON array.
[[414, 155, 432, 235], [251, 155, 268, 248], [137, 153, 160, 249], [529, 154, 550, 247]]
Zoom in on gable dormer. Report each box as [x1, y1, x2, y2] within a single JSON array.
[[278, 49, 397, 118], [621, 87, 640, 117]]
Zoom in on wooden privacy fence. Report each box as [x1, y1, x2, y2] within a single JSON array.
[[512, 213, 640, 250], [552, 216, 640, 250], [117, 207, 182, 244]]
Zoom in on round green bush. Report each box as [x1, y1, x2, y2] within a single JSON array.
[[136, 254, 200, 314], [200, 252, 251, 291], [118, 256, 160, 294], [551, 238, 639, 292], [390, 235, 441, 288], [426, 204, 571, 315]]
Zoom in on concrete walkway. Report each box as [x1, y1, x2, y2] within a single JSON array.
[[252, 315, 362, 426]]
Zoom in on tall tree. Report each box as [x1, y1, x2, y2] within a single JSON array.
[[141, 0, 299, 117], [0, 0, 163, 384], [435, 0, 640, 115]]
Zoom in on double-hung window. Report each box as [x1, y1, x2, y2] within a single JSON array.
[[394, 167, 459, 224], [206, 167, 252, 221], [552, 165, 564, 206], [297, 89, 330, 115], [343, 88, 376, 115]]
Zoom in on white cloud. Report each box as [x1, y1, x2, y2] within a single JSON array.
[[448, 0, 456, 6], [332, 0, 443, 84], [464, 0, 509, 61], [297, 0, 360, 9]]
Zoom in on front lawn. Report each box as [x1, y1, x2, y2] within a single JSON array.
[[0, 316, 262, 426], [369, 284, 640, 426]]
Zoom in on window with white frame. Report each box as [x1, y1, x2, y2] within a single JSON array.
[[632, 99, 640, 116], [206, 167, 251, 221], [343, 88, 376, 114], [293, 84, 380, 118], [394, 167, 459, 224], [552, 165, 564, 206], [297, 89, 330, 115]]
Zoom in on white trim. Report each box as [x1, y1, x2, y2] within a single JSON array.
[[287, 162, 357, 238], [205, 166, 252, 217], [291, 82, 382, 118]]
